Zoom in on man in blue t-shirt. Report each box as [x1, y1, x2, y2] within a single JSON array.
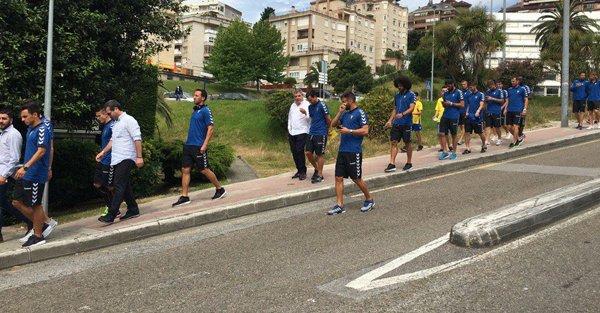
[[438, 79, 464, 160], [517, 76, 531, 140], [586, 72, 600, 129], [505, 77, 528, 147], [12, 102, 56, 247], [327, 92, 374, 215], [172, 89, 225, 207], [304, 89, 331, 183], [94, 106, 118, 216], [463, 83, 487, 154], [484, 80, 505, 146], [571, 72, 588, 129], [384, 75, 416, 173]]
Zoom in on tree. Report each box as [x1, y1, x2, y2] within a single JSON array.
[[260, 7, 276, 21], [532, 0, 599, 49], [408, 30, 426, 51], [0, 0, 188, 134], [205, 21, 254, 87], [540, 32, 600, 78], [249, 20, 288, 91], [283, 77, 297, 85], [376, 64, 397, 76], [494, 60, 545, 88], [384, 49, 405, 69], [328, 50, 374, 94], [304, 62, 322, 88], [408, 49, 442, 80]]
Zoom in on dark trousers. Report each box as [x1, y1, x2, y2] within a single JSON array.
[[109, 160, 139, 216], [288, 133, 308, 175], [0, 180, 32, 232]]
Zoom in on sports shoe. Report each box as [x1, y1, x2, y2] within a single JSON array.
[[417, 145, 424, 151], [172, 196, 191, 207], [480, 146, 487, 153], [211, 187, 227, 200], [439, 152, 450, 160], [22, 235, 45, 248], [384, 164, 396, 173], [402, 163, 413, 171], [449, 146, 454, 152], [449, 152, 458, 160], [360, 200, 375, 213], [311, 176, 324, 184], [42, 219, 58, 238], [311, 171, 318, 180], [462, 149, 471, 155], [515, 139, 523, 147], [327, 205, 345, 215], [495, 139, 503, 146], [438, 149, 444, 152], [98, 214, 116, 224], [292, 172, 300, 179], [19, 228, 34, 243], [100, 207, 122, 218], [120, 209, 140, 220], [509, 142, 515, 148]]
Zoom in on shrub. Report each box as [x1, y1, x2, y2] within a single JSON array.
[[359, 84, 396, 140], [265, 90, 294, 130], [283, 77, 297, 86], [131, 140, 164, 197]]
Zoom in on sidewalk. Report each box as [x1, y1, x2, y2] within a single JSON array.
[[1, 124, 599, 268]]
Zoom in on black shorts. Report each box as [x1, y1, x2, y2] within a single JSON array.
[[335, 152, 363, 180], [458, 113, 467, 126], [13, 179, 45, 207], [438, 117, 459, 136], [182, 145, 209, 170], [93, 163, 112, 187], [305, 135, 327, 155], [485, 113, 502, 128], [573, 100, 587, 113], [465, 120, 484, 134], [506, 112, 522, 126], [588, 101, 599, 111], [390, 125, 412, 143]]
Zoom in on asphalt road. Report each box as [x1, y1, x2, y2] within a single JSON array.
[[1, 141, 599, 312]]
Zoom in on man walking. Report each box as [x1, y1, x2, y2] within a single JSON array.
[[586, 72, 600, 129], [517, 76, 531, 141], [458, 80, 469, 145], [497, 81, 512, 140], [385, 75, 416, 172], [12, 102, 57, 247], [463, 83, 486, 154], [505, 77, 527, 148], [0, 108, 32, 242], [327, 92, 374, 215], [305, 89, 331, 183], [484, 80, 505, 146], [571, 72, 589, 130], [287, 90, 310, 180], [172, 89, 225, 207], [438, 79, 464, 160], [96, 100, 143, 223], [93, 106, 120, 217]]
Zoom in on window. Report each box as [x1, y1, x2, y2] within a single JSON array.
[[298, 29, 309, 39], [289, 58, 300, 66]]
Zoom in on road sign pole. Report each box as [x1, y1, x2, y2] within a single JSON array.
[[42, 0, 55, 214], [561, 0, 570, 127]]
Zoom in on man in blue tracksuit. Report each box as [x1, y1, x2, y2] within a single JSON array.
[[586, 72, 599, 129], [505, 77, 527, 148], [571, 72, 589, 130]]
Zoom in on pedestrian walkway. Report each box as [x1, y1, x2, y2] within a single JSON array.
[[0, 124, 598, 258]]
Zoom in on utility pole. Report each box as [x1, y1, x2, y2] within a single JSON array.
[[42, 0, 55, 214], [430, 11, 436, 102], [502, 0, 506, 62], [561, 0, 570, 127]]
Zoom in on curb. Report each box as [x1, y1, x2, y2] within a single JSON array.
[[449, 178, 600, 248], [1, 130, 600, 269]]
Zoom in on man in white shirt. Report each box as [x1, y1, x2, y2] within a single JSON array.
[[0, 108, 32, 242], [95, 100, 144, 224], [287, 90, 310, 180]]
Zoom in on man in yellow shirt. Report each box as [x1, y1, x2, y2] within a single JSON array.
[[412, 92, 424, 151]]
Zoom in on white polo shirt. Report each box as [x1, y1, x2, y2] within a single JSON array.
[[287, 100, 310, 136], [110, 112, 142, 166], [0, 124, 22, 178]]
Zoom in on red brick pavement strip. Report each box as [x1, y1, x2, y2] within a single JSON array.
[[1, 126, 599, 269]]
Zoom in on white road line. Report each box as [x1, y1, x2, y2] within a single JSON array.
[[345, 205, 600, 291]]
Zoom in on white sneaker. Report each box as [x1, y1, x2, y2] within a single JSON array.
[[19, 229, 34, 243], [495, 139, 503, 146], [42, 219, 58, 238]]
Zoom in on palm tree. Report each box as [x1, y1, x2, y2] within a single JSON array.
[[532, 0, 599, 50], [303, 62, 321, 88]]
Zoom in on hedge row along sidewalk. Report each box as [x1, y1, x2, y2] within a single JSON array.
[[1, 125, 599, 269]]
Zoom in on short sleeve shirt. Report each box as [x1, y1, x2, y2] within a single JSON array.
[[571, 79, 588, 101], [507, 86, 527, 113], [339, 108, 368, 153], [442, 89, 464, 121], [393, 91, 416, 126], [587, 80, 600, 101], [485, 88, 504, 115], [186, 104, 214, 146], [466, 91, 485, 122], [308, 101, 330, 136], [23, 122, 52, 183]]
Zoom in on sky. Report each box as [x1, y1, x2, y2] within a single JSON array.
[[214, 0, 521, 23]]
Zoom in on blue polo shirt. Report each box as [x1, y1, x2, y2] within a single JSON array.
[[308, 101, 329, 136], [486, 88, 504, 115], [186, 104, 214, 147], [466, 91, 485, 122], [507, 86, 527, 113], [587, 80, 600, 101], [23, 121, 52, 183], [393, 91, 416, 126], [571, 79, 588, 101], [100, 120, 115, 165], [442, 89, 464, 121], [339, 108, 368, 153], [520, 84, 531, 97]]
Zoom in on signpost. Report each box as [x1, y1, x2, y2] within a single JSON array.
[[318, 60, 328, 98]]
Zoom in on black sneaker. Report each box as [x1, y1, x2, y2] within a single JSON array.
[[417, 145, 424, 151], [98, 214, 116, 224], [120, 209, 140, 221], [172, 196, 191, 207], [462, 149, 471, 155], [22, 235, 46, 248], [402, 163, 413, 171], [311, 176, 324, 183], [211, 188, 226, 200], [292, 172, 300, 179], [384, 164, 396, 173], [481, 146, 487, 153], [311, 171, 318, 179], [438, 149, 444, 152], [515, 139, 523, 147], [509, 142, 515, 148]]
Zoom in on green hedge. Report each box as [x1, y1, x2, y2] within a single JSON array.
[[359, 84, 396, 140], [265, 90, 294, 130]]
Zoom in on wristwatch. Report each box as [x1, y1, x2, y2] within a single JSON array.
[[350, 129, 354, 134]]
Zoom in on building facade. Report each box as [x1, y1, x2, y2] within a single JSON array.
[[408, 0, 471, 31], [507, 0, 600, 13]]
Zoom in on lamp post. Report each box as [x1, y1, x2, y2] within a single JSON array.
[[502, 0, 506, 62], [430, 10, 437, 102], [561, 0, 570, 127], [42, 0, 55, 214]]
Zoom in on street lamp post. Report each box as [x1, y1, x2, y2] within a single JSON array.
[[502, 0, 506, 62], [42, 0, 55, 214], [430, 11, 437, 102], [561, 0, 570, 127]]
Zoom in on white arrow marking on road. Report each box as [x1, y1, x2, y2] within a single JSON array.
[[345, 205, 600, 292]]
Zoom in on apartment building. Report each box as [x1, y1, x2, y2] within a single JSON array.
[[507, 0, 600, 13], [408, 0, 471, 31]]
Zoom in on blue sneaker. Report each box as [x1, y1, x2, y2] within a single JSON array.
[[449, 152, 458, 160], [438, 152, 450, 160], [360, 200, 375, 213], [327, 205, 345, 215]]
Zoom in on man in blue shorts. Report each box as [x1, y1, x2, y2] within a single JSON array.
[[438, 79, 464, 160], [484, 80, 505, 146], [463, 82, 486, 154], [384, 75, 416, 172], [571, 72, 588, 130], [505, 77, 527, 148], [305, 89, 331, 183]]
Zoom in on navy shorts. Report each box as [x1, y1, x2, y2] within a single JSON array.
[[335, 152, 362, 180], [182, 145, 209, 170], [390, 125, 412, 143], [13, 179, 45, 207], [485, 113, 502, 128], [305, 135, 327, 156], [438, 117, 459, 136], [506, 112, 522, 126]]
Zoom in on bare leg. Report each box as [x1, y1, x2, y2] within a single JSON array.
[[305, 151, 317, 173], [389, 141, 399, 164], [181, 167, 191, 197], [32, 205, 44, 237], [316, 155, 325, 177], [335, 176, 344, 206], [405, 142, 413, 164], [352, 178, 372, 201], [12, 200, 34, 221], [451, 134, 458, 152], [464, 132, 471, 151], [438, 134, 448, 152], [200, 168, 222, 189]]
